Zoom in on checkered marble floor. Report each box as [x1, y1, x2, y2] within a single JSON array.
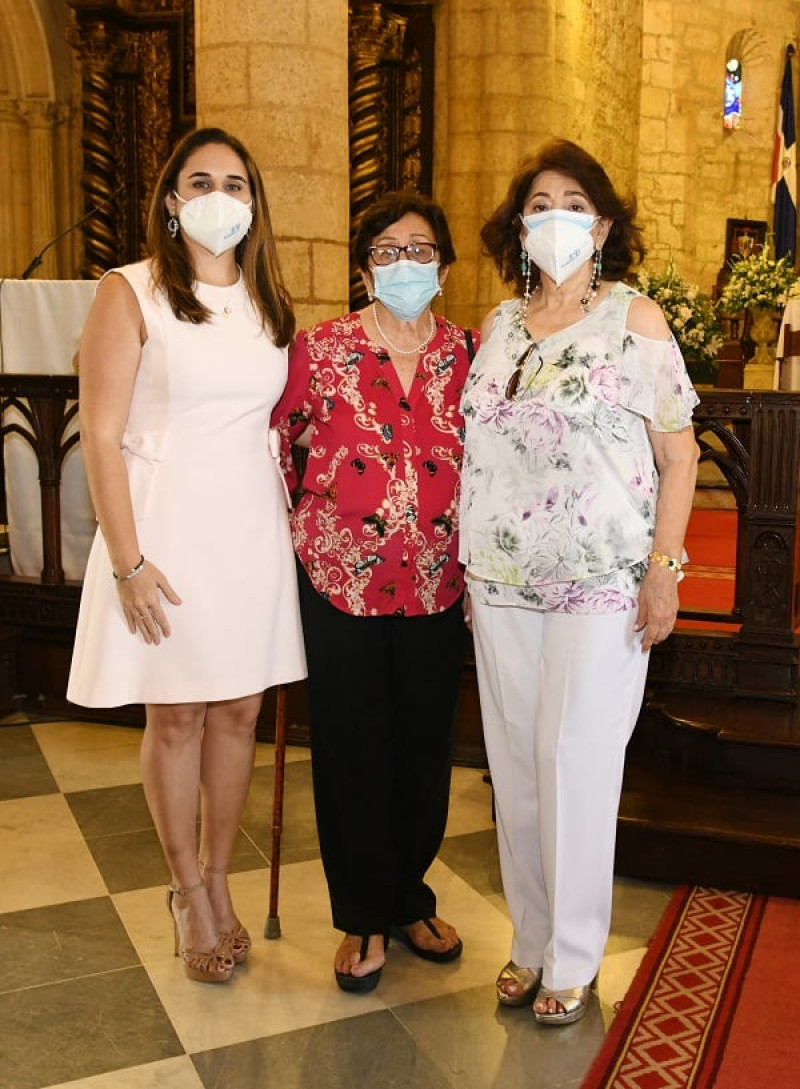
[[0, 714, 674, 1089]]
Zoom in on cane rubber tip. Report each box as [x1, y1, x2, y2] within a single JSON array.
[[265, 916, 281, 939]]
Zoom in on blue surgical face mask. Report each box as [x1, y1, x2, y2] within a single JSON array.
[[372, 261, 441, 321], [521, 209, 598, 286]]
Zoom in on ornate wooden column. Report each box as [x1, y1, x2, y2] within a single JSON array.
[[67, 0, 195, 278], [348, 3, 407, 307], [347, 1, 434, 309], [66, 19, 120, 278]]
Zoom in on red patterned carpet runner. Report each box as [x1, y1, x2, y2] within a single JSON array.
[[581, 886, 800, 1089]]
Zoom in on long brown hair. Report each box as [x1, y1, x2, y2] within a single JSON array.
[[481, 139, 646, 296], [146, 127, 295, 346]]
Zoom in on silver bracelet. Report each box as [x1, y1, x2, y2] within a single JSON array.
[[113, 554, 146, 581]]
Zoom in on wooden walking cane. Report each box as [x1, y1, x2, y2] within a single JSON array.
[[265, 683, 288, 939]]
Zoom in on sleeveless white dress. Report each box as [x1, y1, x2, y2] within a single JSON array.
[[67, 260, 306, 706]]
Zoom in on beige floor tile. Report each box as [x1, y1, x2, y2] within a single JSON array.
[[137, 862, 385, 1053], [253, 740, 311, 768], [377, 858, 512, 1007], [444, 766, 495, 837], [32, 722, 309, 791], [33, 721, 144, 792], [46, 1056, 203, 1089], [126, 856, 511, 1054], [0, 794, 107, 912], [596, 944, 646, 1030], [486, 891, 511, 918]]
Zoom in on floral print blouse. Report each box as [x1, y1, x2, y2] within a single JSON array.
[[459, 283, 698, 614], [272, 312, 476, 617]]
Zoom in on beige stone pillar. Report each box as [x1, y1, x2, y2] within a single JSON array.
[[0, 100, 24, 279], [434, 0, 561, 330], [434, 0, 643, 330], [18, 100, 59, 280], [195, 0, 350, 329]]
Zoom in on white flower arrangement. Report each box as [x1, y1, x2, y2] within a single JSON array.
[[717, 246, 798, 314], [635, 262, 724, 384]]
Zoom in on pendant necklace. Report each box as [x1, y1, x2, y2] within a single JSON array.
[[372, 304, 435, 355]]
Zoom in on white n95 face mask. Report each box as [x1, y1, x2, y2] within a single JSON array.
[[521, 209, 597, 286], [175, 191, 252, 257]]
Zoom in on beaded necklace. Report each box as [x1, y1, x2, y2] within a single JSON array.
[[372, 304, 436, 355]]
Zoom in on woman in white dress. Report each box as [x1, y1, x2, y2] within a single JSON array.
[[68, 128, 306, 983]]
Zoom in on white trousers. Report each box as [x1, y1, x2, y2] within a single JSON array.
[[471, 599, 650, 990]]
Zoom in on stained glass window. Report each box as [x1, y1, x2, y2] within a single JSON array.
[[724, 58, 742, 130]]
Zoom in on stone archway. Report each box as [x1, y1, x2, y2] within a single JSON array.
[[0, 0, 80, 279]]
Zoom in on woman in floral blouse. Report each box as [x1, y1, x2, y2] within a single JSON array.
[[460, 141, 699, 1025], [272, 191, 477, 993]]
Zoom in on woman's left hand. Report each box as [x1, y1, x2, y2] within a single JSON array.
[[634, 564, 679, 651]]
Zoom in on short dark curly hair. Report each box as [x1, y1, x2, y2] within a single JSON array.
[[354, 190, 457, 272], [480, 140, 645, 296]]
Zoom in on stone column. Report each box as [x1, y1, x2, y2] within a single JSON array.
[[434, 0, 559, 330], [195, 0, 350, 328], [0, 100, 24, 279], [434, 0, 643, 330], [17, 100, 60, 280]]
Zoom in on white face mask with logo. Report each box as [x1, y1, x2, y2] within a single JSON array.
[[521, 209, 598, 286], [174, 190, 253, 256]]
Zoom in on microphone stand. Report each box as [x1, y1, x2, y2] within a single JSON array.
[[19, 182, 128, 280]]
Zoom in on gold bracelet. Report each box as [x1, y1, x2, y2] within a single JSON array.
[[648, 550, 683, 573]]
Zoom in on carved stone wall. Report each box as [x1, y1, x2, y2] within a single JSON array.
[[432, 0, 644, 333], [194, 0, 351, 331], [638, 1, 800, 293]]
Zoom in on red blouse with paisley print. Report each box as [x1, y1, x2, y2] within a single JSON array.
[[272, 312, 477, 617]]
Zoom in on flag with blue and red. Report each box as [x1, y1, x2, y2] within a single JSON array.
[[772, 44, 797, 264]]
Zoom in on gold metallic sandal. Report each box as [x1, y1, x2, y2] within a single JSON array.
[[533, 983, 592, 1025], [495, 960, 543, 1007], [198, 860, 252, 965], [167, 882, 234, 983]]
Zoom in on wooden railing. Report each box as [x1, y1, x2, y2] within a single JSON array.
[[0, 374, 80, 586], [2, 378, 800, 727], [651, 389, 800, 699]]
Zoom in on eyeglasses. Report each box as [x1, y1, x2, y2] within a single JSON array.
[[368, 243, 439, 265], [505, 343, 543, 399]]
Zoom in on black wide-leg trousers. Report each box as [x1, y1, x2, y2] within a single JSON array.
[[297, 563, 466, 935]]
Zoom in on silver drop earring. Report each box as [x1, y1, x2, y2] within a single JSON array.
[[168, 215, 179, 240]]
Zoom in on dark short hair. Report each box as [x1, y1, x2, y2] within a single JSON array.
[[480, 139, 646, 296], [354, 190, 457, 271]]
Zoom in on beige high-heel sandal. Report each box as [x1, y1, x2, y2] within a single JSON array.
[[198, 859, 252, 965], [167, 882, 234, 983], [495, 960, 543, 1007]]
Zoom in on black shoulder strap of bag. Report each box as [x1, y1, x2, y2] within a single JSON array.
[[464, 327, 476, 362]]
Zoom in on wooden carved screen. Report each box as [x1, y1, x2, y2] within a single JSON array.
[[348, 1, 434, 309], [67, 0, 195, 279]]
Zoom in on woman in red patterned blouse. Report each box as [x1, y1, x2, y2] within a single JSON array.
[[272, 191, 478, 994]]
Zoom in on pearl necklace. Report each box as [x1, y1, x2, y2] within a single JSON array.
[[372, 304, 436, 355]]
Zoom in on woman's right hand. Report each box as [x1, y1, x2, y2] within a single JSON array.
[[116, 561, 182, 645]]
